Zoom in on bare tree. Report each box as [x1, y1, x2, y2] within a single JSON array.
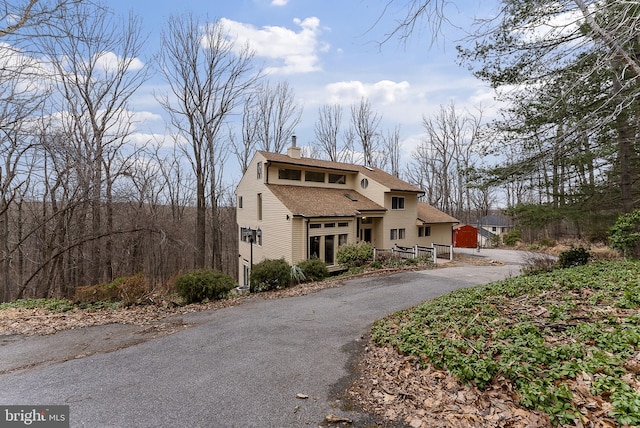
[[0, 108, 42, 301], [314, 104, 343, 161], [350, 98, 381, 167], [231, 99, 258, 175], [38, 4, 149, 286], [0, 23, 52, 300], [157, 14, 259, 269], [381, 125, 402, 177], [0, 0, 88, 39], [377, 0, 448, 46], [246, 80, 301, 153], [408, 102, 483, 219], [341, 126, 357, 164]]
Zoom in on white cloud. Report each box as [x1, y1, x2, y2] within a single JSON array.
[[325, 80, 411, 105], [220, 16, 325, 74], [131, 111, 163, 124], [271, 0, 289, 5], [92, 51, 145, 73]]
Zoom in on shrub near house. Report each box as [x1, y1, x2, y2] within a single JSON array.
[[176, 270, 236, 304], [250, 259, 291, 292]]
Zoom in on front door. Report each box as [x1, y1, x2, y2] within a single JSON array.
[[361, 228, 372, 243]]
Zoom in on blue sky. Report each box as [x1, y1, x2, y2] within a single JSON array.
[[107, 0, 500, 179]]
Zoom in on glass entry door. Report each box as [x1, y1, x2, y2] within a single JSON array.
[[324, 235, 334, 264]]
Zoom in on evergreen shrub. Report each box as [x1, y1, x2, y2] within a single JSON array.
[[609, 209, 640, 259], [297, 257, 329, 282], [502, 230, 521, 246], [250, 259, 291, 292], [557, 246, 591, 268], [175, 269, 236, 304]]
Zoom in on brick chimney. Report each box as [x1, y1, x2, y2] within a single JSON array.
[[287, 135, 301, 159]]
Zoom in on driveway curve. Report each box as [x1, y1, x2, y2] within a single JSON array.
[[0, 249, 526, 427]]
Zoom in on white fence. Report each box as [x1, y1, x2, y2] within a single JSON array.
[[373, 243, 453, 264]]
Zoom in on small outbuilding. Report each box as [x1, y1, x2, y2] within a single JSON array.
[[453, 224, 478, 248]]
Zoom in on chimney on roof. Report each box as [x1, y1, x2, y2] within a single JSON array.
[[287, 134, 301, 159]]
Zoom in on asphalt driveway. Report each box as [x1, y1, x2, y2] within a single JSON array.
[[0, 249, 526, 427]]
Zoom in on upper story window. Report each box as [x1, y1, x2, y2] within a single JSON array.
[[257, 162, 262, 179], [392, 196, 405, 210], [329, 174, 346, 184], [360, 178, 369, 189], [238, 196, 243, 208], [278, 168, 301, 180], [305, 171, 325, 182]]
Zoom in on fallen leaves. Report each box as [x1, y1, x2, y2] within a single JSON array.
[[349, 344, 552, 428], [0, 297, 246, 336]]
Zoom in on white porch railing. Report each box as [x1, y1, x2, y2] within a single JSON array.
[[372, 243, 453, 264]]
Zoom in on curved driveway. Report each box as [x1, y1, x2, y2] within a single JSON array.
[[0, 249, 525, 427]]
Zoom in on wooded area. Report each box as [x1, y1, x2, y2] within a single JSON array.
[[1, 0, 638, 301]]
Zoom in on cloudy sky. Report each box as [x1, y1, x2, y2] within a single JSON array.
[[108, 0, 500, 178]]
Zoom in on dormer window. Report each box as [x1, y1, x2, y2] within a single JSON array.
[[305, 171, 325, 182], [278, 168, 301, 180], [329, 174, 346, 184]]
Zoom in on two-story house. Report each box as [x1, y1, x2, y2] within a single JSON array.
[[474, 213, 514, 246], [235, 145, 458, 286]]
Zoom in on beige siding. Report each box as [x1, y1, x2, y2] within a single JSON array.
[[416, 224, 454, 247], [291, 217, 306, 265], [380, 192, 419, 249], [236, 152, 295, 278], [354, 172, 387, 206], [256, 191, 293, 264], [236, 153, 266, 230]]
